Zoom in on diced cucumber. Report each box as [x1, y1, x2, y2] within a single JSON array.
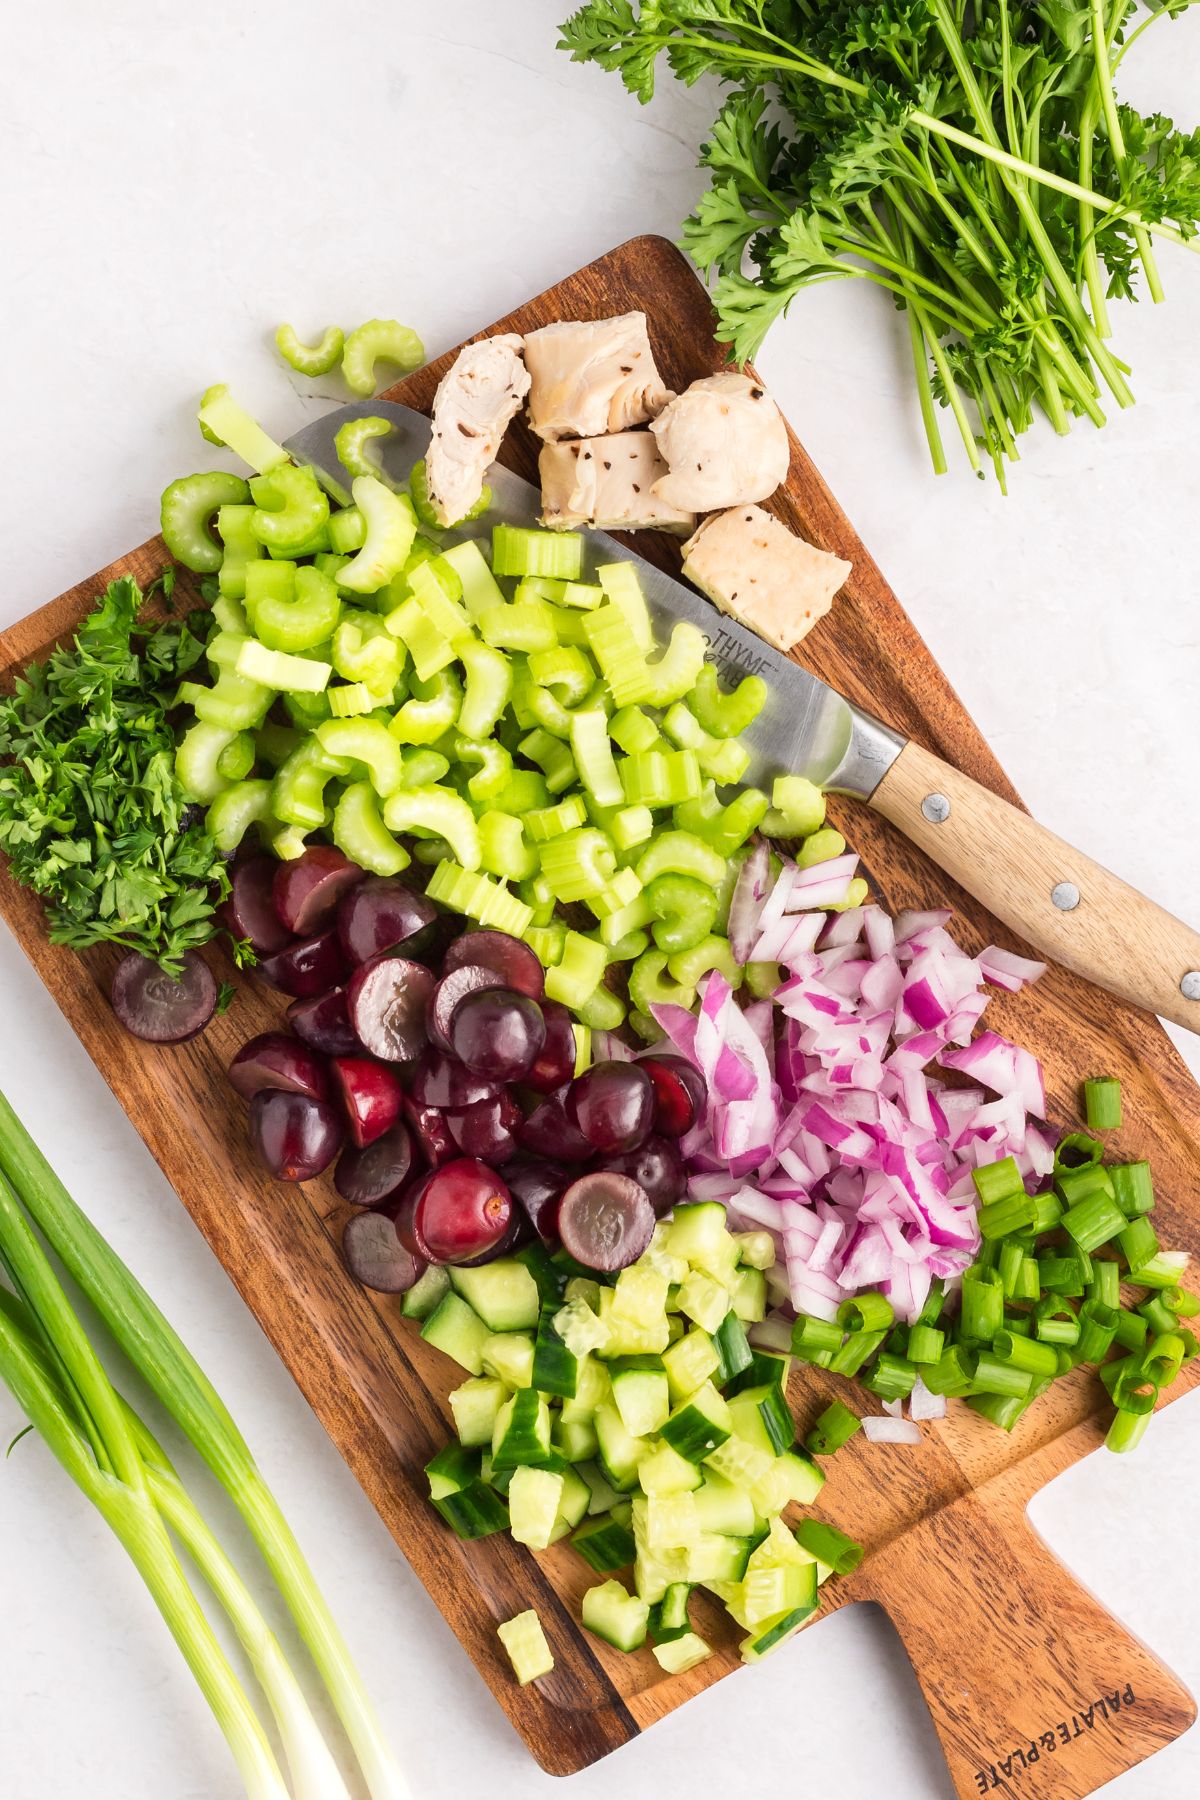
[[644, 1491, 700, 1553], [480, 1332, 535, 1389], [728, 1383, 793, 1456], [692, 1473, 757, 1537], [400, 1264, 450, 1320], [422, 1292, 491, 1375], [578, 1460, 621, 1516], [676, 1270, 732, 1334], [725, 1348, 793, 1397], [663, 1327, 720, 1400], [734, 1230, 777, 1270], [564, 1276, 603, 1310], [609, 1356, 670, 1437], [642, 1222, 688, 1286], [703, 1433, 773, 1489], [732, 1267, 767, 1322], [514, 1240, 568, 1307], [747, 1517, 815, 1572], [775, 1447, 825, 1506], [532, 1307, 579, 1398], [492, 1388, 554, 1471], [637, 1441, 702, 1497], [553, 1417, 599, 1463], [560, 1354, 609, 1424], [634, 1547, 691, 1604], [546, 1466, 592, 1545], [581, 1580, 650, 1654], [425, 1446, 509, 1539], [449, 1375, 510, 1447], [711, 1312, 753, 1385], [573, 1511, 637, 1573], [666, 1203, 730, 1269], [739, 1603, 818, 1664], [450, 1260, 540, 1332], [741, 1560, 817, 1626], [684, 1532, 754, 1584], [594, 1399, 645, 1492], [509, 1466, 565, 1550], [497, 1609, 554, 1685], [553, 1295, 610, 1359], [647, 1581, 692, 1641], [652, 1631, 712, 1674], [660, 1381, 732, 1463]]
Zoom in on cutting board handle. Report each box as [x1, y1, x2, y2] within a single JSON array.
[[858, 1488, 1195, 1799], [869, 739, 1200, 1034]]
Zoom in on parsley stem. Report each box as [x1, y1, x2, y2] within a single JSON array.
[[1089, 0, 1164, 304]]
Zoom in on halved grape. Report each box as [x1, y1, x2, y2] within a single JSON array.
[[446, 1093, 522, 1164], [604, 1136, 686, 1217], [228, 1033, 329, 1102], [503, 1158, 573, 1241], [450, 989, 546, 1083], [427, 964, 506, 1055], [566, 1061, 654, 1155], [220, 855, 292, 955], [274, 846, 365, 937], [516, 1093, 593, 1164], [557, 1172, 654, 1272], [258, 930, 349, 1000], [522, 999, 577, 1095], [250, 1090, 344, 1181], [111, 952, 217, 1044], [640, 1054, 707, 1139], [408, 1050, 500, 1111], [443, 930, 545, 1000], [413, 1158, 513, 1264], [402, 1097, 458, 1170], [454, 1206, 532, 1267], [394, 1174, 435, 1259], [287, 986, 362, 1057], [338, 877, 437, 966], [342, 1210, 426, 1294], [330, 1056, 405, 1149], [334, 1123, 414, 1207], [348, 956, 434, 1062]]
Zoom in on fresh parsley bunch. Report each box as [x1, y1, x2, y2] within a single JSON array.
[[0, 575, 231, 970], [559, 0, 1200, 484]]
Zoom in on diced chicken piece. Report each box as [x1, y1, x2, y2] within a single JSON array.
[[524, 313, 673, 442], [682, 505, 851, 653], [425, 333, 530, 526], [540, 433, 696, 535], [650, 372, 790, 511]]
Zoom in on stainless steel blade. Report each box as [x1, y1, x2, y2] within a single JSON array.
[[284, 401, 905, 798]]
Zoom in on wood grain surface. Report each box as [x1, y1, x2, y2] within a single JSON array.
[[1, 235, 1197, 1796]]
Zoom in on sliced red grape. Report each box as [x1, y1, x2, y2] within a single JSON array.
[[450, 988, 546, 1083], [640, 1054, 707, 1139], [258, 930, 348, 1000], [409, 1049, 500, 1111], [454, 1206, 533, 1266], [443, 929, 545, 1000], [522, 999, 577, 1095], [330, 1056, 405, 1150], [228, 1032, 329, 1102], [334, 1123, 414, 1207], [338, 877, 437, 966], [394, 1174, 433, 1258], [111, 952, 217, 1044], [503, 1158, 573, 1241], [446, 1093, 522, 1164], [220, 855, 292, 955], [604, 1135, 686, 1216], [250, 1090, 344, 1181], [517, 1092, 593, 1164], [342, 1210, 426, 1293], [557, 1172, 654, 1272], [348, 956, 433, 1062], [427, 964, 506, 1054], [402, 1096, 458, 1170], [567, 1061, 655, 1155], [273, 846, 365, 938], [287, 986, 362, 1057], [413, 1158, 513, 1264]]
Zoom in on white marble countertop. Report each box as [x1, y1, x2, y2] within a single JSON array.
[[2, 4, 1199, 1796]]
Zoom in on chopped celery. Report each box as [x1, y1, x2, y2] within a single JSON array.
[[688, 663, 767, 738], [643, 623, 708, 708], [570, 710, 624, 808], [636, 831, 726, 889], [479, 599, 559, 653], [668, 935, 744, 990], [176, 722, 240, 805], [327, 508, 367, 554], [215, 505, 264, 599], [597, 562, 653, 652], [236, 640, 332, 695], [458, 640, 512, 740], [454, 737, 513, 806], [340, 318, 424, 397], [583, 605, 650, 706], [197, 386, 289, 473], [493, 525, 583, 582], [439, 539, 506, 620], [382, 786, 481, 870], [161, 472, 250, 573], [662, 702, 751, 784], [519, 729, 576, 795], [645, 873, 719, 954], [206, 779, 273, 854], [339, 478, 418, 594], [619, 749, 702, 807], [316, 717, 405, 797], [538, 829, 617, 903], [250, 465, 330, 554], [762, 775, 826, 839], [274, 321, 344, 376], [389, 669, 462, 745], [544, 932, 607, 1011], [628, 950, 697, 1016], [254, 565, 341, 655], [332, 781, 410, 875], [271, 739, 351, 829], [425, 860, 534, 937], [335, 416, 399, 487], [478, 811, 537, 881], [526, 795, 589, 843]]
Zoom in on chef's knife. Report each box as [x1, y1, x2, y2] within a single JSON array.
[[285, 400, 1200, 1036]]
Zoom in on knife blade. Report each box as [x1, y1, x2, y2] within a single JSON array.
[[283, 399, 905, 800]]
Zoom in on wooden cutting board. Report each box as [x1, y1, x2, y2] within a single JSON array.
[[2, 235, 1197, 1797]]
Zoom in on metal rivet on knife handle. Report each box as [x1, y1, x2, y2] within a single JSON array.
[[1051, 882, 1081, 912], [921, 792, 951, 824], [1182, 971, 1200, 1002]]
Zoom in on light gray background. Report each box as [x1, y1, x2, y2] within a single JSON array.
[[2, 4, 1198, 1796]]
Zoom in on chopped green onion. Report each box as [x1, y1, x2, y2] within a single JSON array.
[[961, 1266, 1005, 1340], [1106, 1408, 1153, 1454], [805, 1400, 862, 1457], [905, 1324, 944, 1365], [1061, 1188, 1127, 1255], [793, 1520, 863, 1575], [837, 1292, 894, 1335], [1083, 1077, 1122, 1131], [1110, 1161, 1155, 1219]]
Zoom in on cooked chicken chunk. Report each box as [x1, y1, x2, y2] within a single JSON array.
[[539, 433, 695, 534], [682, 505, 851, 652], [650, 372, 790, 512], [524, 313, 673, 442], [425, 333, 530, 526]]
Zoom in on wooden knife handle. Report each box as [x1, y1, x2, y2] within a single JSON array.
[[857, 1488, 1195, 1800], [870, 740, 1200, 1035]]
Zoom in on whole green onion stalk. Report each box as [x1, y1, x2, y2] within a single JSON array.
[[0, 1090, 408, 1800]]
